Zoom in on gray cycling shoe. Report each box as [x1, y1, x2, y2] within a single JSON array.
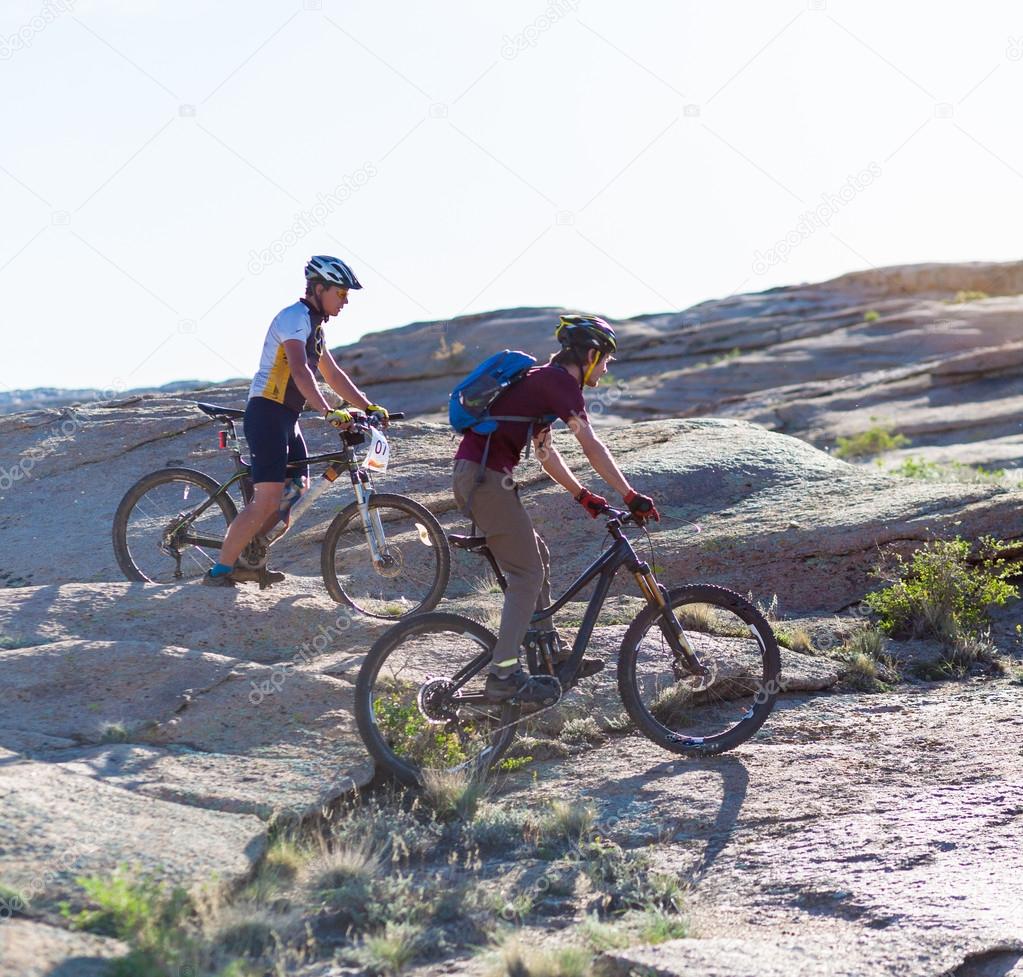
[[201, 569, 236, 587], [485, 669, 561, 706]]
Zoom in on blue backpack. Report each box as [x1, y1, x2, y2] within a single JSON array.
[[449, 350, 550, 434], [449, 350, 557, 476]]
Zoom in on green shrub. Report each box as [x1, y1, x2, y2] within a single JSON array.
[[348, 921, 424, 975], [64, 869, 197, 977], [498, 942, 592, 977], [835, 425, 910, 460], [890, 456, 1007, 483], [863, 309, 880, 322], [775, 627, 814, 654], [866, 537, 1020, 643], [838, 627, 897, 691], [951, 289, 989, 303]]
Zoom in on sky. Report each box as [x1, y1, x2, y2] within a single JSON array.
[[2, 0, 1022, 392]]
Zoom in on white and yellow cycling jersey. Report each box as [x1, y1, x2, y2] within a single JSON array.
[[248, 299, 325, 413]]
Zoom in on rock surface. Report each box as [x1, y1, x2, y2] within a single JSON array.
[[500, 681, 1023, 977], [0, 919, 127, 977], [0, 748, 266, 909]]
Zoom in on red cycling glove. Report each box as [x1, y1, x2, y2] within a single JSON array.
[[575, 488, 608, 519], [624, 490, 660, 524]]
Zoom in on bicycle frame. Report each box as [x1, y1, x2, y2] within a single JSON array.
[[449, 513, 706, 700], [169, 416, 387, 561]]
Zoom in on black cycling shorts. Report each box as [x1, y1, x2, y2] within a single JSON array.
[[244, 396, 308, 484]]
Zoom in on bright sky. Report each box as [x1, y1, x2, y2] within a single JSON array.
[[3, 0, 1021, 392]]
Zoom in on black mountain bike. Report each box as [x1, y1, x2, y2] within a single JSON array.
[[355, 506, 781, 785], [112, 402, 450, 619]]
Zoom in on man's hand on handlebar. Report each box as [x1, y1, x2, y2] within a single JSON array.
[[575, 488, 608, 519], [624, 489, 660, 524], [366, 404, 390, 428], [324, 407, 353, 429]]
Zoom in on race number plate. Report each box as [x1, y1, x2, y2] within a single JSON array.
[[365, 427, 390, 473]]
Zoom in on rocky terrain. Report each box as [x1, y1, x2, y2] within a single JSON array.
[[0, 261, 1021, 976]]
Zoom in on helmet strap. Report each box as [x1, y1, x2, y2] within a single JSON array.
[[582, 350, 602, 386]]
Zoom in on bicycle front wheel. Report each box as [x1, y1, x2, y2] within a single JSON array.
[[112, 468, 237, 583], [355, 613, 520, 787], [618, 584, 781, 756], [321, 493, 450, 619]]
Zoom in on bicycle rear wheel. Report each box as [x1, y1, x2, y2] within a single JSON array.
[[618, 584, 781, 756], [321, 493, 450, 619], [355, 613, 520, 787], [112, 468, 237, 583]]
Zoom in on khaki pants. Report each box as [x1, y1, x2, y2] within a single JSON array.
[[453, 459, 551, 664]]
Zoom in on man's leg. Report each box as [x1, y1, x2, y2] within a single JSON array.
[[453, 461, 543, 673], [254, 420, 308, 544], [218, 482, 285, 566], [206, 398, 290, 583]]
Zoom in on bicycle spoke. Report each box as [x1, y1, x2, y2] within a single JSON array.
[[117, 473, 231, 583], [325, 500, 445, 618], [359, 616, 518, 784], [625, 591, 778, 749]]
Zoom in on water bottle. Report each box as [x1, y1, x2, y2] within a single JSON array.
[[278, 476, 306, 524]]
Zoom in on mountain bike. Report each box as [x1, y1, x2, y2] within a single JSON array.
[[355, 506, 781, 785], [112, 402, 450, 619]]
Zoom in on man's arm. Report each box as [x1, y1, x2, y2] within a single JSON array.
[[534, 428, 584, 496], [283, 339, 332, 413], [567, 416, 632, 497], [317, 347, 373, 411]]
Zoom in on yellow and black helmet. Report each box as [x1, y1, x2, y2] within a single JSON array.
[[555, 314, 617, 356]]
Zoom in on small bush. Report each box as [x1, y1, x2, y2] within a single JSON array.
[[559, 717, 606, 745], [498, 941, 592, 977], [775, 627, 814, 654], [348, 920, 424, 975], [421, 769, 487, 821], [638, 906, 689, 944], [890, 456, 1008, 483], [466, 804, 529, 851], [951, 289, 989, 303], [866, 537, 1020, 643], [64, 869, 197, 977], [863, 309, 880, 322], [536, 800, 597, 846], [98, 721, 130, 744], [579, 913, 632, 951], [835, 424, 910, 460]]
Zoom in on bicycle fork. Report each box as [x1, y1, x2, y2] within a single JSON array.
[[353, 480, 389, 564], [633, 567, 709, 678]]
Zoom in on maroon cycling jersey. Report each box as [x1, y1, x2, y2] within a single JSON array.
[[455, 363, 587, 474]]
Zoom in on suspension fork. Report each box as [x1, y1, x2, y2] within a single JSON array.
[[633, 565, 708, 676], [352, 474, 388, 563]]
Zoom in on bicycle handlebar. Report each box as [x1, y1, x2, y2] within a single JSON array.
[[600, 504, 644, 527]]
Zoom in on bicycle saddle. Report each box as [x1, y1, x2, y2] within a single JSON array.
[[196, 402, 245, 419]]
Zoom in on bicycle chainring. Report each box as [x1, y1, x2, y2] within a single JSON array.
[[417, 678, 457, 724]]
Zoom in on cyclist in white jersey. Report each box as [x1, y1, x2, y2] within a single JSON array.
[[203, 256, 390, 587]]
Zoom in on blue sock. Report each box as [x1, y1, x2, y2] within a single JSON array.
[[210, 562, 233, 577]]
